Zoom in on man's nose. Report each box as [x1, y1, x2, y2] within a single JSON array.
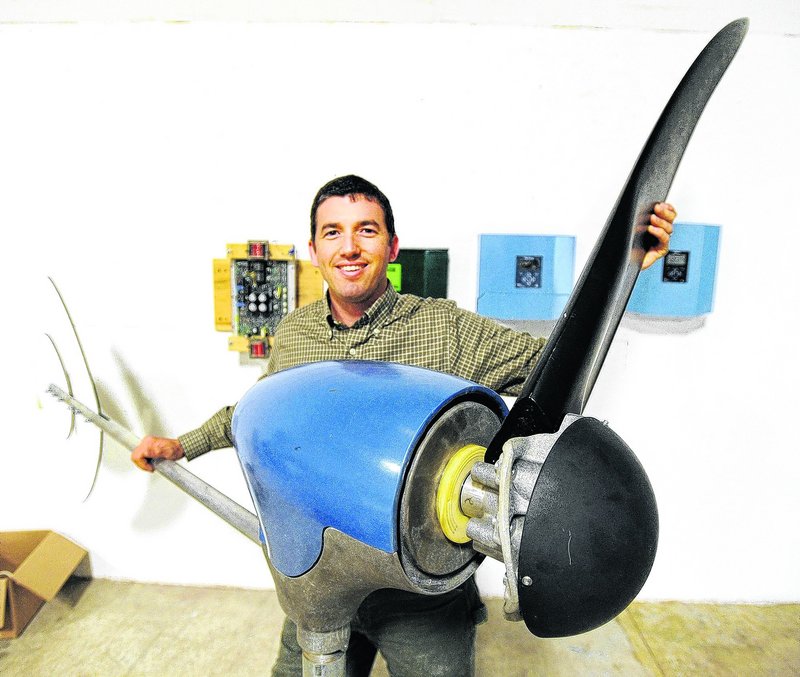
[[339, 232, 359, 256]]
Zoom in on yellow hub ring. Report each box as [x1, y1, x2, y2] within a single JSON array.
[[436, 444, 486, 543]]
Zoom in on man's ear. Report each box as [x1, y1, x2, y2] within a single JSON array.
[[308, 240, 319, 267], [389, 235, 400, 263]]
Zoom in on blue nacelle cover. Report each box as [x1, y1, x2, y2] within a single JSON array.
[[232, 360, 507, 578]]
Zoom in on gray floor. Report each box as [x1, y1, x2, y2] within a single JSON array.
[[1, 578, 798, 676]]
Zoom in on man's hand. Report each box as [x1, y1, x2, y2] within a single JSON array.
[[131, 435, 185, 472], [642, 202, 677, 270]]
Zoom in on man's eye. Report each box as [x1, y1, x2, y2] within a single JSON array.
[[322, 230, 339, 238]]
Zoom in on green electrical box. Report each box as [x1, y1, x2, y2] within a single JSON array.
[[388, 249, 449, 299]]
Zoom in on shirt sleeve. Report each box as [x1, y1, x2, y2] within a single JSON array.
[[450, 307, 546, 397], [177, 405, 236, 461], [177, 327, 285, 461]]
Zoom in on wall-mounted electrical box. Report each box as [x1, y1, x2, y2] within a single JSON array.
[[213, 241, 323, 358], [477, 234, 575, 320], [387, 248, 449, 299], [627, 222, 720, 317]]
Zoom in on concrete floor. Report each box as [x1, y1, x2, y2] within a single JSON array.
[[1, 578, 797, 676]]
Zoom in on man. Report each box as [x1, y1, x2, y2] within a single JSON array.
[[133, 175, 676, 675]]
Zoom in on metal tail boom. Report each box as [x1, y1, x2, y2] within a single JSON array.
[[47, 384, 261, 545]]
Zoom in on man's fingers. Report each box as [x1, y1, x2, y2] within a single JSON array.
[[642, 249, 662, 270], [650, 213, 674, 236], [130, 435, 184, 472], [131, 451, 155, 472], [641, 203, 676, 271], [648, 223, 672, 246], [131, 435, 159, 472], [654, 202, 677, 224]]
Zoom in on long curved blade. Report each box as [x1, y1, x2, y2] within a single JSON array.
[[45, 333, 76, 438], [485, 18, 748, 463], [48, 276, 105, 500]]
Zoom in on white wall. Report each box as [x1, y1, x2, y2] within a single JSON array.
[[1, 4, 798, 603]]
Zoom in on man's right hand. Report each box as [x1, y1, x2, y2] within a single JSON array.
[[131, 435, 185, 472]]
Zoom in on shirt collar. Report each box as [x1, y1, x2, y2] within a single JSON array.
[[324, 282, 399, 331]]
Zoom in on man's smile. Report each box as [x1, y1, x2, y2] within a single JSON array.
[[336, 262, 368, 276]]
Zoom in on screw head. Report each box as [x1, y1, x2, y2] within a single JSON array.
[[521, 576, 533, 587]]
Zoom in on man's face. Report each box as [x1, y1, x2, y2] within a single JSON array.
[[309, 194, 399, 317]]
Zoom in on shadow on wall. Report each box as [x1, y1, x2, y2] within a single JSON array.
[[498, 315, 707, 339], [622, 313, 707, 335], [91, 349, 191, 532]]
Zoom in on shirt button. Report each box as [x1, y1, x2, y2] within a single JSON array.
[[374, 329, 381, 336], [349, 348, 356, 356]]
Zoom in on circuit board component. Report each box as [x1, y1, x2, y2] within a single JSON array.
[[214, 241, 323, 358]]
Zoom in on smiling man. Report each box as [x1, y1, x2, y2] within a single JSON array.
[[309, 186, 400, 327], [132, 174, 675, 676]]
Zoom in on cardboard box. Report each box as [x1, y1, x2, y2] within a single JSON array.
[[0, 531, 90, 639]]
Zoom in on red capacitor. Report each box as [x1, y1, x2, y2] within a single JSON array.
[[250, 341, 267, 358], [249, 242, 266, 258]]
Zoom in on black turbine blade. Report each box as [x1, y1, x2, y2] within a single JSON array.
[[485, 18, 748, 463]]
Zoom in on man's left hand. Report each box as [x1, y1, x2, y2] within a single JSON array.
[[642, 202, 677, 270]]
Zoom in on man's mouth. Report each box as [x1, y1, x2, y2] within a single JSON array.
[[337, 263, 367, 275]]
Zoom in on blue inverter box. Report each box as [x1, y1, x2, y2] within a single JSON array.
[[627, 222, 721, 317], [477, 234, 575, 320]]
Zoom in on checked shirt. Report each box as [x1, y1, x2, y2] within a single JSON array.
[[178, 284, 545, 460]]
